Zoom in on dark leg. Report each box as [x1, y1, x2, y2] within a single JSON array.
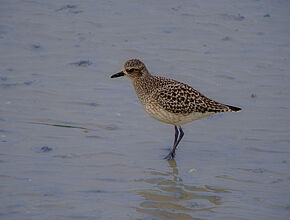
[[173, 125, 178, 147], [164, 126, 179, 160], [174, 126, 184, 150], [164, 126, 184, 160]]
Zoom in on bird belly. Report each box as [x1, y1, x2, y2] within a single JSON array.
[[144, 103, 214, 125]]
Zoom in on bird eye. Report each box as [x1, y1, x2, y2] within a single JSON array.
[[127, 68, 134, 73]]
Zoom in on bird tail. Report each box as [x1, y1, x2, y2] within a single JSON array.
[[226, 105, 241, 112]]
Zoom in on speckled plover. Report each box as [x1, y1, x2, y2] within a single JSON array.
[[111, 59, 241, 160]]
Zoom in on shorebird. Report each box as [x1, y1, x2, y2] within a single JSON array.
[[111, 59, 241, 160]]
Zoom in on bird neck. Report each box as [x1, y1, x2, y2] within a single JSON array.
[[132, 74, 157, 103]]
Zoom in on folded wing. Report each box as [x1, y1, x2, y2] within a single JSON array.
[[152, 82, 230, 115]]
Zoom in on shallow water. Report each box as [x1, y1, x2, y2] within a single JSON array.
[[1, 0, 290, 219]]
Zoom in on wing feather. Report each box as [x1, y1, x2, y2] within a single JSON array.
[[151, 82, 228, 114]]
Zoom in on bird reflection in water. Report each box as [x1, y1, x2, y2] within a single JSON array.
[[135, 160, 229, 219]]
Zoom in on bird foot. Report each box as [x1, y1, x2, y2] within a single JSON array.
[[164, 151, 175, 160]]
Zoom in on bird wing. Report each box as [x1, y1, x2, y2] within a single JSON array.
[[151, 82, 228, 115]]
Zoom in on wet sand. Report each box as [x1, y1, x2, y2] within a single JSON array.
[[1, 0, 290, 219]]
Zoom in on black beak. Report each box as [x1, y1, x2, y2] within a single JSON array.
[[111, 71, 125, 78]]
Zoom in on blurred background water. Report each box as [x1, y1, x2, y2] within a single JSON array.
[[0, 0, 290, 219]]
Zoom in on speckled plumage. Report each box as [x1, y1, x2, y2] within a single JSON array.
[[123, 59, 238, 125], [111, 59, 241, 159]]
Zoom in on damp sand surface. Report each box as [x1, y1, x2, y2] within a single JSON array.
[[0, 0, 290, 219]]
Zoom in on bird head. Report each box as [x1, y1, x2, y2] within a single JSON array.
[[111, 59, 149, 80]]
